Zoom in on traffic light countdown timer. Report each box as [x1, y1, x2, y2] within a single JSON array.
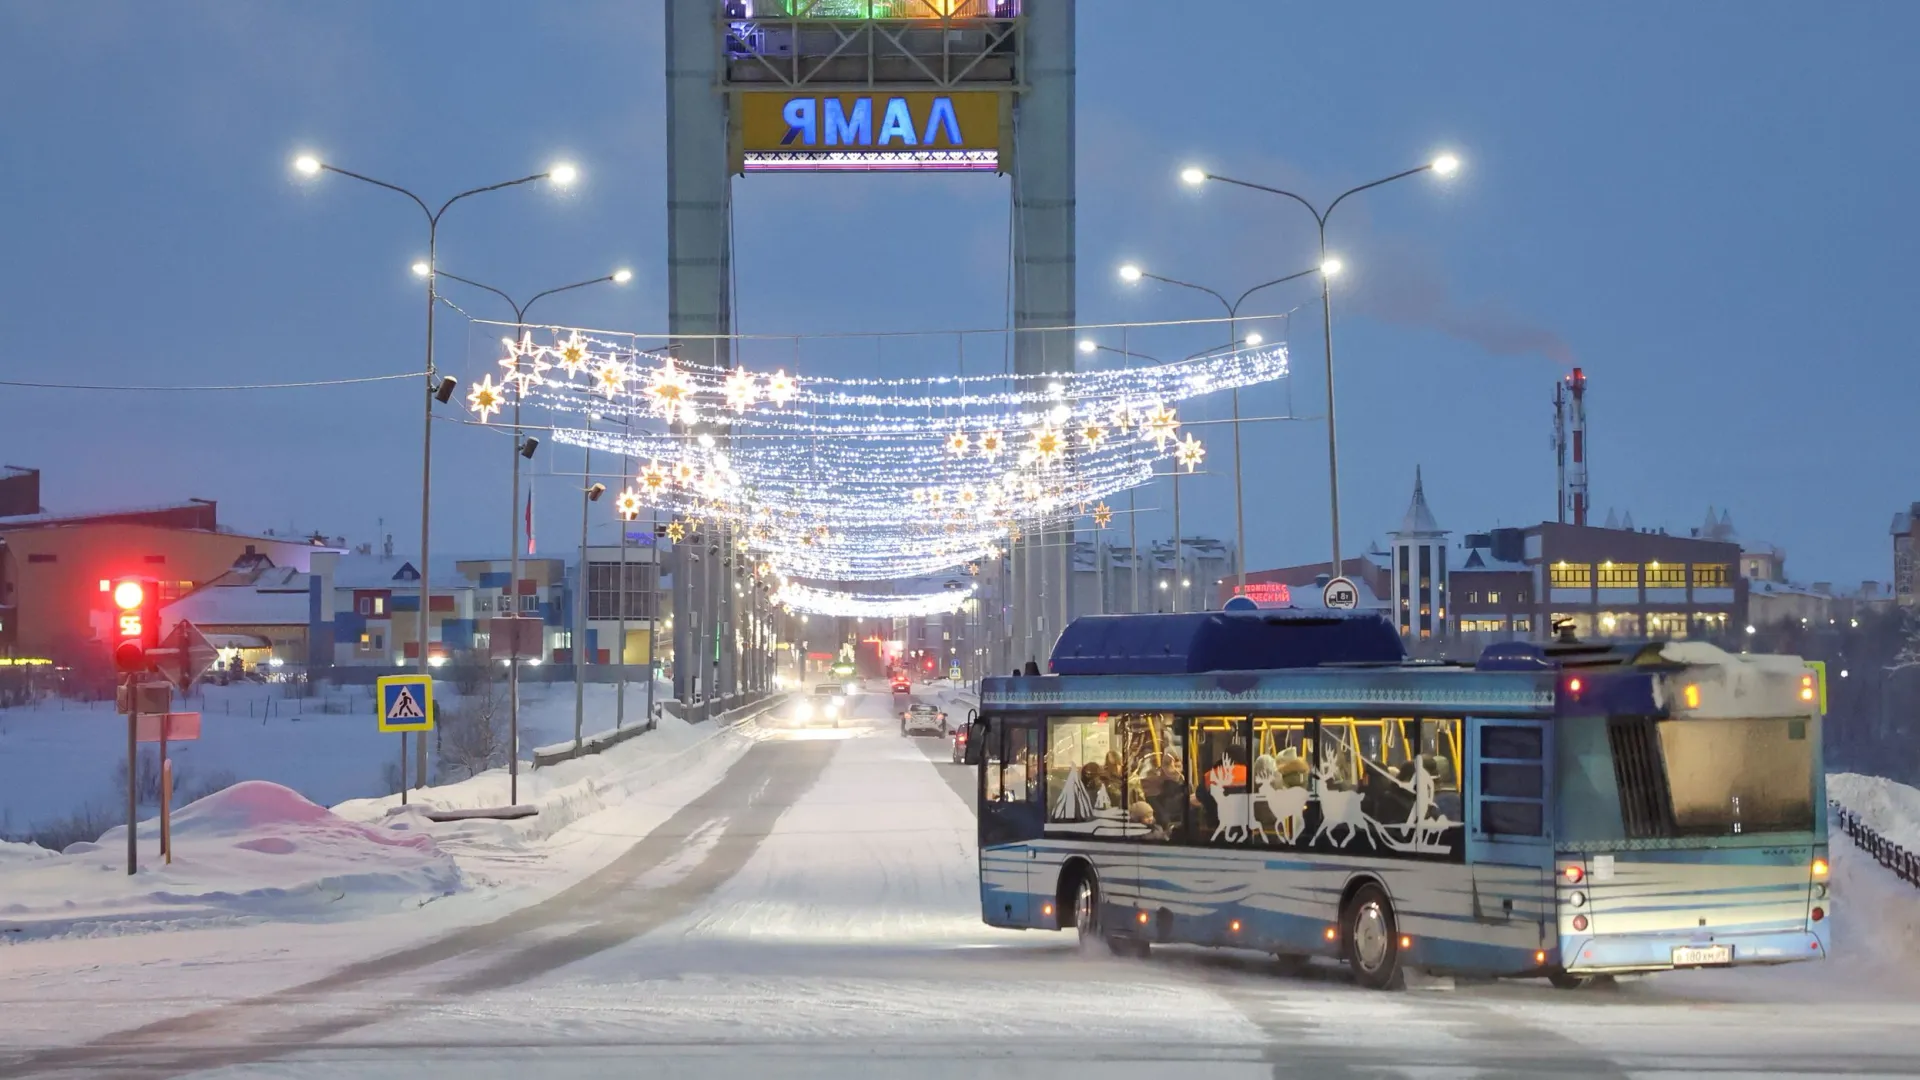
[[110, 577, 161, 673]]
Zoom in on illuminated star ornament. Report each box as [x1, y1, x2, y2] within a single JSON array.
[[615, 487, 643, 521], [466, 373, 506, 423], [1029, 424, 1065, 464], [638, 460, 669, 495], [644, 356, 696, 424], [1145, 402, 1180, 448], [1080, 421, 1107, 450], [499, 333, 551, 397], [724, 367, 760, 413], [1176, 432, 1206, 472], [945, 428, 970, 457], [592, 356, 630, 398], [551, 331, 593, 379], [664, 520, 686, 543], [763, 369, 797, 407], [1092, 502, 1113, 529]]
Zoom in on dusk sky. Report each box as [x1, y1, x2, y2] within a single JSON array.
[[3, 1, 1915, 585]]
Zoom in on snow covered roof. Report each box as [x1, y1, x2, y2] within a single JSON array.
[[329, 554, 472, 591], [164, 580, 310, 628], [1454, 543, 1526, 572], [1392, 467, 1444, 538]]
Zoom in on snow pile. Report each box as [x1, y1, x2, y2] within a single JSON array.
[[0, 780, 462, 941], [0, 838, 57, 867], [1829, 772, 1920, 852]]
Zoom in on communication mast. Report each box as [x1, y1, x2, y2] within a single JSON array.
[[1552, 367, 1589, 526]]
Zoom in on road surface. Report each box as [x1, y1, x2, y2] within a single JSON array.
[[1, 688, 1915, 1079]]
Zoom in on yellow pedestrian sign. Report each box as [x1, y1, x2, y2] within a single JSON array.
[[376, 674, 436, 733]]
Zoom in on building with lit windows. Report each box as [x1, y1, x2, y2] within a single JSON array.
[[1388, 469, 1449, 640]]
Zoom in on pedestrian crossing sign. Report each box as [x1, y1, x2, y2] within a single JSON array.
[[376, 674, 436, 733]]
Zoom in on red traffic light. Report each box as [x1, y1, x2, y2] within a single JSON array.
[[113, 580, 145, 610], [110, 576, 160, 674]]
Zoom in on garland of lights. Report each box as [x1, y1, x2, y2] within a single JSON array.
[[461, 325, 1288, 613]]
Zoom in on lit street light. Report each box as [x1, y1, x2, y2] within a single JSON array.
[[430, 267, 630, 795], [1118, 260, 1325, 596], [293, 153, 578, 791], [1181, 153, 1459, 578]]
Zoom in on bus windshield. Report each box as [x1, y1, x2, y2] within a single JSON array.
[[1657, 717, 1814, 835]]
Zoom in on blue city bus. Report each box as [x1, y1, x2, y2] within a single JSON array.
[[967, 610, 1830, 989]]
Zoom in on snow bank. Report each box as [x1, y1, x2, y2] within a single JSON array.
[[0, 838, 56, 867], [1829, 772, 1920, 852], [0, 781, 462, 942]]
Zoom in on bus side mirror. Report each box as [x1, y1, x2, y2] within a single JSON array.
[[964, 717, 988, 766]]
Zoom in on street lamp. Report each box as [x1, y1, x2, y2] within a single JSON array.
[[1181, 153, 1460, 578], [431, 268, 625, 800], [1118, 260, 1324, 595], [293, 153, 578, 792]]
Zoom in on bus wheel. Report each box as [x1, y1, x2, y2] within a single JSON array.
[[1072, 870, 1106, 955], [1343, 884, 1404, 990], [1547, 969, 1612, 990]]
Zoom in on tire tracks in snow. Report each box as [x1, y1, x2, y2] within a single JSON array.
[[0, 739, 835, 1080]]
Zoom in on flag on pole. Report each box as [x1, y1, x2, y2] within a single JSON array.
[[525, 487, 535, 555]]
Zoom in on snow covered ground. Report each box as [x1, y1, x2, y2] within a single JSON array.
[[0, 678, 670, 844], [1830, 771, 1920, 851]]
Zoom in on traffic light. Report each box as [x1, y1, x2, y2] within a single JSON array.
[[110, 576, 159, 673]]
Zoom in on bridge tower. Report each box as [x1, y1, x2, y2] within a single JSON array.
[[665, 0, 1077, 707]]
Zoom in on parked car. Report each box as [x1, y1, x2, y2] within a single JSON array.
[[900, 701, 947, 737]]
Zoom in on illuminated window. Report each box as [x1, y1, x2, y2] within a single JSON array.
[[359, 632, 371, 646], [1512, 617, 1532, 633], [373, 597, 386, 616], [1596, 563, 1640, 588], [1692, 564, 1731, 589], [1467, 591, 1479, 603], [1646, 612, 1691, 639], [1486, 591, 1500, 604], [1646, 564, 1686, 588], [1549, 563, 1592, 588], [1459, 618, 1507, 633]]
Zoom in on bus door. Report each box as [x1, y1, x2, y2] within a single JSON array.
[[1464, 717, 1554, 946], [980, 717, 1044, 924]]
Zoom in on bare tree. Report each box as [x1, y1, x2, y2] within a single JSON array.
[[1889, 612, 1920, 675], [437, 673, 510, 781]]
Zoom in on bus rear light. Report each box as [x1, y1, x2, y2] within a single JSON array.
[[1324, 926, 1338, 941], [1398, 935, 1412, 950], [1572, 914, 1589, 932], [1683, 683, 1701, 709], [1563, 865, 1584, 884], [1814, 882, 1828, 899], [1137, 911, 1149, 925], [1811, 907, 1825, 922], [1812, 857, 1829, 878], [1566, 677, 1584, 697], [1569, 891, 1586, 908], [1534, 950, 1547, 965], [1041, 903, 1054, 917]]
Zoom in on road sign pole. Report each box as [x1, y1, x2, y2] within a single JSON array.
[[125, 672, 137, 877], [400, 728, 409, 806], [161, 757, 173, 864]]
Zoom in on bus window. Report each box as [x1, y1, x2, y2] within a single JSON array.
[[1251, 718, 1312, 843], [1045, 715, 1116, 825], [1186, 716, 1250, 844], [1117, 713, 1179, 841]]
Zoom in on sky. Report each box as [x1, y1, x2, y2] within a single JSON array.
[[2, 1, 1916, 586]]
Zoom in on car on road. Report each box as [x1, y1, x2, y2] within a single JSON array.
[[785, 684, 848, 728], [900, 701, 947, 737], [890, 676, 911, 695], [949, 720, 969, 763]]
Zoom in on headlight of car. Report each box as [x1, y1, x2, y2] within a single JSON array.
[[795, 701, 813, 721], [826, 702, 839, 716]]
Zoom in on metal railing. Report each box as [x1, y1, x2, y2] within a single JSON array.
[[1831, 799, 1920, 888]]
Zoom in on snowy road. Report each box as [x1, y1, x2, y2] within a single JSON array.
[[3, 691, 1918, 1078]]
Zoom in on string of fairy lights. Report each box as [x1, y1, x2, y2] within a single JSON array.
[[461, 324, 1288, 615]]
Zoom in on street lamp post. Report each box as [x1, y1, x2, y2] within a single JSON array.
[[1180, 154, 1459, 577], [1117, 263, 1325, 595], [430, 268, 628, 799], [294, 154, 576, 792]]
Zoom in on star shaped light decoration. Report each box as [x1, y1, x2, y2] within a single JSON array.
[[551, 331, 593, 380], [1030, 423, 1066, 464], [665, 520, 686, 543], [1092, 502, 1114, 529], [466, 372, 506, 423], [592, 356, 630, 398], [499, 332, 552, 397], [671, 460, 698, 487], [966, 561, 981, 576], [978, 429, 1006, 461], [1109, 400, 1136, 433], [944, 428, 970, 457], [615, 487, 643, 521], [723, 368, 759, 413], [644, 357, 696, 423], [1176, 432, 1206, 473], [763, 368, 797, 407], [1144, 402, 1181, 448], [638, 460, 669, 495], [1080, 420, 1108, 450]]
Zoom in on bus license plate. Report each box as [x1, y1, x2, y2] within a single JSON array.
[[1672, 945, 1732, 966]]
